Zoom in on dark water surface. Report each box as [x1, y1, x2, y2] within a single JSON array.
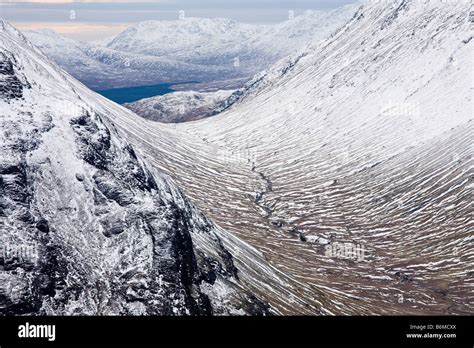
[[96, 83, 176, 104]]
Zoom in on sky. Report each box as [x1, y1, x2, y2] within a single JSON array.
[[0, 0, 359, 41]]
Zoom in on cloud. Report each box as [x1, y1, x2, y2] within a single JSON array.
[[14, 21, 130, 40], [2, 0, 167, 3]]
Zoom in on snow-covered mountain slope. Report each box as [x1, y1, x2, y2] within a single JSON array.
[[23, 6, 357, 90], [104, 0, 473, 315], [124, 89, 235, 123], [244, 6, 362, 62], [2, 0, 472, 316], [0, 20, 285, 315]]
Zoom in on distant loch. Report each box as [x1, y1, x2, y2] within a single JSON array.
[[96, 83, 177, 104]]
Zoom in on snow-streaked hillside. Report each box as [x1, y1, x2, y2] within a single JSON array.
[[182, 0, 474, 314], [105, 0, 473, 314], [124, 90, 235, 123], [246, 6, 363, 61], [1, 0, 472, 316], [23, 6, 357, 90]]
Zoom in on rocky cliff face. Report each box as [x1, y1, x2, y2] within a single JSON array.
[[0, 20, 269, 316], [0, 51, 30, 100]]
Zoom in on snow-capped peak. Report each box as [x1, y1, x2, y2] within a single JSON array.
[[106, 17, 264, 56]]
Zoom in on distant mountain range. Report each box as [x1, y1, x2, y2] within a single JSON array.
[[24, 6, 357, 90]]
